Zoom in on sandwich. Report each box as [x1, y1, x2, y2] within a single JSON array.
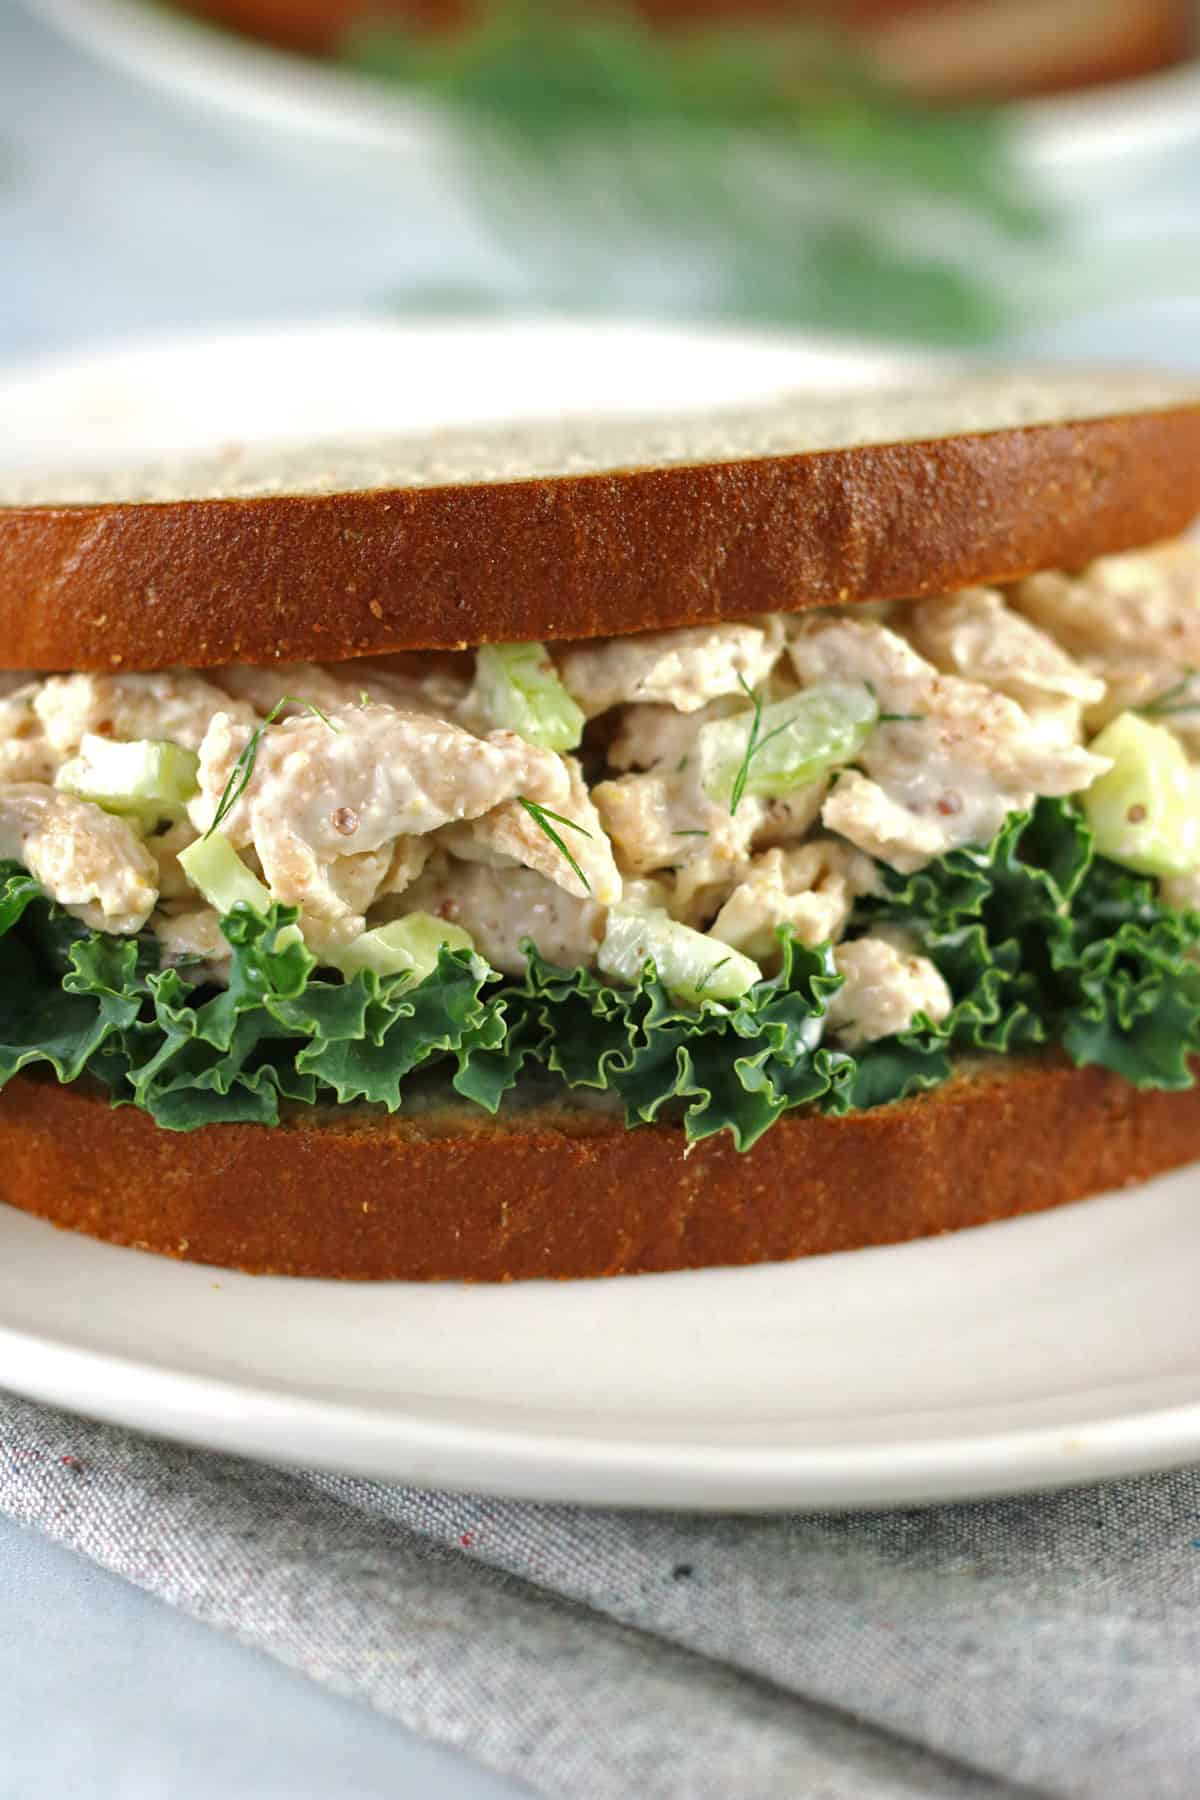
[[2, 369, 1200, 1281]]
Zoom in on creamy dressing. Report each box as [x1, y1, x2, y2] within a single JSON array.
[[0, 784, 157, 934], [825, 932, 953, 1050], [5, 542, 1200, 1047]]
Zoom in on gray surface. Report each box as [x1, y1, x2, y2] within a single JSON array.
[[2, 2, 1200, 1796], [0, 1514, 524, 1800], [4, 1391, 1200, 1799]]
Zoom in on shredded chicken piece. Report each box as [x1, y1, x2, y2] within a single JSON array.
[[559, 621, 784, 717], [592, 766, 764, 874], [789, 617, 1108, 871], [379, 837, 431, 900], [824, 931, 952, 1049], [152, 905, 232, 984], [711, 840, 880, 964], [0, 685, 57, 784], [280, 840, 435, 966], [667, 844, 750, 930], [751, 782, 831, 849], [462, 758, 622, 904], [1012, 544, 1200, 738], [591, 771, 692, 875], [822, 771, 949, 873], [213, 660, 477, 727], [401, 854, 606, 976], [0, 785, 157, 933], [607, 700, 737, 773], [34, 672, 258, 756], [432, 826, 519, 871], [593, 750, 827, 928], [905, 587, 1104, 718], [324, 847, 396, 916], [147, 818, 200, 902], [189, 707, 571, 940]]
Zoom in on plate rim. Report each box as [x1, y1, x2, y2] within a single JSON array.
[[4, 1288, 1200, 1510]]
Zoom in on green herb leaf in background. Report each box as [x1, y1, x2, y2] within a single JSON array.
[[345, 0, 1052, 343]]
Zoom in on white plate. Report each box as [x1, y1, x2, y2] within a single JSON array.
[[2, 316, 1199, 1510], [2, 1171, 1200, 1509], [23, 0, 1200, 180]]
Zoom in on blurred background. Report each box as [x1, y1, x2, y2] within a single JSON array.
[[3, 0, 1200, 367]]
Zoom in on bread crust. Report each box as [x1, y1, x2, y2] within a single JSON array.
[[2, 1059, 1198, 1279], [4, 409, 1200, 670]]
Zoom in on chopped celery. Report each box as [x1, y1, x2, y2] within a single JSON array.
[[334, 912, 475, 984], [599, 904, 761, 1003], [178, 832, 274, 916], [475, 642, 585, 751], [56, 734, 199, 825], [697, 682, 878, 811], [1083, 711, 1200, 877]]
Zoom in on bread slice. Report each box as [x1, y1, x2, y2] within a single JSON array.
[[3, 369, 1199, 671], [3, 1058, 1198, 1280]]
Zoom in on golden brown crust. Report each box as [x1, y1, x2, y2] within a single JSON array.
[[4, 410, 1200, 670], [2, 1058, 1198, 1280]]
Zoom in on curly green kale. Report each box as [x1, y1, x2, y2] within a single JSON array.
[[2, 799, 1199, 1147]]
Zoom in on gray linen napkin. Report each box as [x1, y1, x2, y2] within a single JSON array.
[[2, 1389, 1198, 1800]]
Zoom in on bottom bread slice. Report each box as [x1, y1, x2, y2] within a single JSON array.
[[1, 1057, 1199, 1280]]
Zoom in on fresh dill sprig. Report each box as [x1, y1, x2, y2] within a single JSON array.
[[729, 675, 764, 817], [205, 697, 340, 840], [344, 1, 1051, 345], [878, 711, 926, 724], [727, 674, 795, 816], [673, 828, 709, 838], [694, 956, 731, 995], [517, 796, 593, 892]]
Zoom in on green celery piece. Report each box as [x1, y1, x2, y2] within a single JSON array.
[[698, 681, 877, 810], [1083, 711, 1200, 878], [475, 642, 585, 751], [334, 912, 476, 984], [599, 905, 761, 1003], [56, 735, 199, 826], [179, 833, 272, 915]]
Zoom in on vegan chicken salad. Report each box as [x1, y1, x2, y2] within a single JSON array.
[[5, 540, 1200, 1147]]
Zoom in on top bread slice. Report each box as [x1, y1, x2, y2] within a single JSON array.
[[2, 367, 1199, 671]]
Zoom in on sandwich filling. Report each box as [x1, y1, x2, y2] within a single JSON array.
[[4, 541, 1200, 1145]]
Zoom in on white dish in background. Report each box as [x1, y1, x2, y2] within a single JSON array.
[[22, 0, 1200, 182], [1, 316, 1199, 1510]]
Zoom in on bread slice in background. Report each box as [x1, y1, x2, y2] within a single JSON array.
[[177, 0, 1193, 102]]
